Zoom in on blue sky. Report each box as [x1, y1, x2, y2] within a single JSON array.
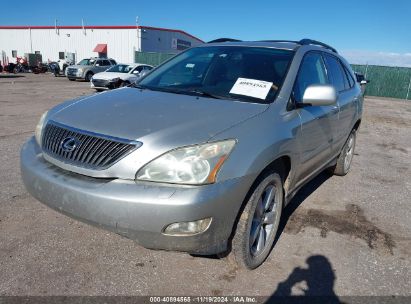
[[2, 0, 411, 66]]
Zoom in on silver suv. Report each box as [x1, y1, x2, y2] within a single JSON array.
[[66, 57, 117, 81], [21, 39, 362, 269]]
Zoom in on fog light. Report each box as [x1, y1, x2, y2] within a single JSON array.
[[163, 218, 212, 236]]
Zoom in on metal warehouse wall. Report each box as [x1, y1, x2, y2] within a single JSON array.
[[140, 28, 202, 53], [0, 26, 203, 65], [0, 28, 140, 63], [352, 64, 411, 100]]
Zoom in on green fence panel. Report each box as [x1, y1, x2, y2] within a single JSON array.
[[351, 64, 411, 100], [134, 51, 176, 66]]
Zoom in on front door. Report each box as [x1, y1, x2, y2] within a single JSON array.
[[293, 52, 339, 183]]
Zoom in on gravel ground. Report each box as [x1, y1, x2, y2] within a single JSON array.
[[0, 74, 410, 298]]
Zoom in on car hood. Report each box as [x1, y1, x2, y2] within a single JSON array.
[[48, 88, 268, 148], [93, 72, 133, 80], [68, 65, 89, 69]]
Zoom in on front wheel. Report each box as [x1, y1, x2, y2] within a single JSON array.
[[232, 171, 284, 269], [85, 72, 93, 82], [330, 130, 357, 176]]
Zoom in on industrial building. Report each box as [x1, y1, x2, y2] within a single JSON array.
[[0, 25, 203, 65]]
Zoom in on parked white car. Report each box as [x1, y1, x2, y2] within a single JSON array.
[[90, 63, 153, 91]]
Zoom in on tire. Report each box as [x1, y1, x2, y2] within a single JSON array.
[[85, 72, 93, 82], [232, 171, 284, 269], [331, 130, 357, 176], [68, 78, 76, 81]]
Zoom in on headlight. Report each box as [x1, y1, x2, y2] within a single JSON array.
[[136, 140, 236, 185], [35, 111, 48, 146], [77, 68, 83, 73]]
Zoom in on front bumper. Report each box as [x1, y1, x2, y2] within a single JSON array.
[[66, 69, 83, 79], [90, 79, 115, 90], [20, 137, 253, 255]]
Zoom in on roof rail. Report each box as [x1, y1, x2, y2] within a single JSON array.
[[298, 39, 338, 53], [207, 37, 337, 53], [207, 38, 242, 43], [259, 40, 299, 44]]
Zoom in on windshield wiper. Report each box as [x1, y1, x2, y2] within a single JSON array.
[[187, 89, 229, 99], [131, 83, 148, 89], [131, 85, 230, 100]]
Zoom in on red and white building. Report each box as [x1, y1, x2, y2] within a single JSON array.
[[0, 25, 203, 65]]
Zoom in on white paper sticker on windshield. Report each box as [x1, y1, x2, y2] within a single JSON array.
[[229, 78, 273, 100]]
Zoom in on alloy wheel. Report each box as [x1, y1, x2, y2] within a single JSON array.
[[249, 184, 281, 257]]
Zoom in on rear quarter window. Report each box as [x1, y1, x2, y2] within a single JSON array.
[[323, 54, 350, 91]]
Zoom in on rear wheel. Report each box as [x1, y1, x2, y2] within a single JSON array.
[[232, 171, 284, 269], [331, 130, 357, 176]]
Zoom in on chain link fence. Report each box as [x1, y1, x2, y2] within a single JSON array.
[[135, 51, 175, 67], [351, 64, 411, 100]]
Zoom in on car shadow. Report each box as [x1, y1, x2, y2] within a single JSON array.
[[0, 74, 25, 78], [267, 254, 341, 303], [277, 170, 332, 238], [198, 171, 333, 260]]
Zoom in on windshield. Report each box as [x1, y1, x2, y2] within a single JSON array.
[[77, 59, 95, 66], [106, 64, 134, 73], [138, 46, 294, 103]]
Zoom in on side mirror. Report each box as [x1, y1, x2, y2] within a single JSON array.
[[95, 63, 100, 67], [137, 69, 149, 78], [132, 70, 140, 74], [301, 84, 337, 106], [360, 80, 369, 85]]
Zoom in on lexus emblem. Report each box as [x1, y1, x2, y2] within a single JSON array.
[[60, 137, 79, 152]]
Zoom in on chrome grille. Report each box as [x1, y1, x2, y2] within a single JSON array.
[[92, 79, 110, 87], [66, 68, 77, 76], [41, 121, 140, 170]]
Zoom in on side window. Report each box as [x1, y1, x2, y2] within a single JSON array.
[[101, 60, 110, 66], [109, 59, 116, 65], [95, 60, 103, 66], [135, 66, 144, 73], [324, 54, 348, 92], [293, 53, 328, 102], [342, 64, 355, 88]]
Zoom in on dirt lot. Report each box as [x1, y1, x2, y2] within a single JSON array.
[[0, 74, 410, 298]]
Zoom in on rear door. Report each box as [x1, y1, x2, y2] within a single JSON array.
[[323, 54, 358, 155], [293, 52, 339, 182]]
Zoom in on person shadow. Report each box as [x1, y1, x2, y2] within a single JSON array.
[[267, 255, 341, 303]]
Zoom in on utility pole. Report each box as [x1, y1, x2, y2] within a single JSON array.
[[364, 63, 369, 79], [136, 16, 140, 53], [55, 19, 59, 35], [82, 19, 86, 35]]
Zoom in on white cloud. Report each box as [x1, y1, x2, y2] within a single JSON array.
[[340, 50, 411, 67]]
